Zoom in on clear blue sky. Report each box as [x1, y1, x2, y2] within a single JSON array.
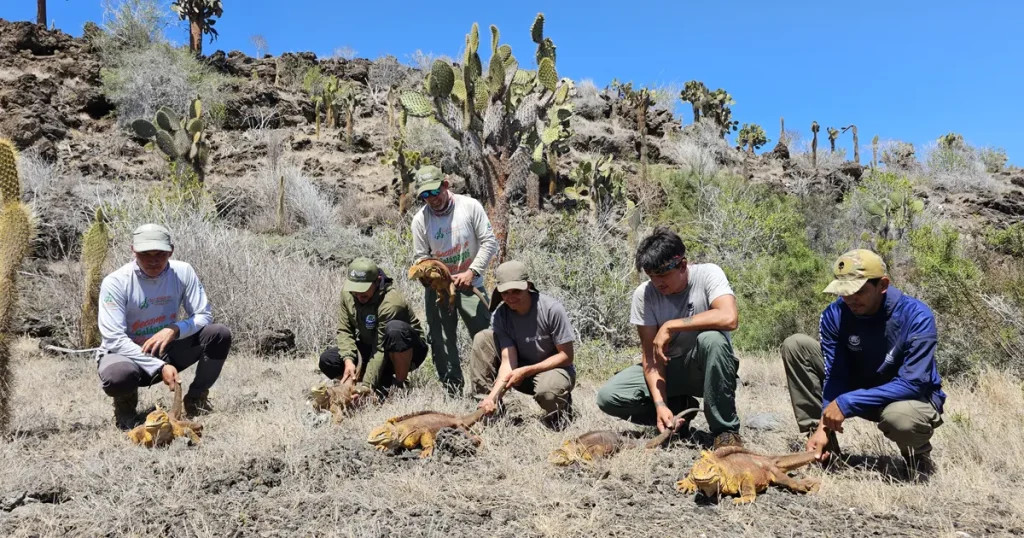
[[4, 1, 1023, 164]]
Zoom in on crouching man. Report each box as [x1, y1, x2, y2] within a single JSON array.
[[781, 249, 946, 481], [319, 257, 429, 399], [98, 224, 232, 429], [470, 261, 576, 430]]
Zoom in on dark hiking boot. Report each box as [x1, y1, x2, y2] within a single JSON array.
[[183, 390, 213, 418], [904, 452, 936, 483], [112, 390, 139, 430], [713, 431, 744, 450]]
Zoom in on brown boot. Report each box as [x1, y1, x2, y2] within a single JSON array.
[[713, 431, 744, 450], [112, 390, 139, 430], [183, 390, 213, 418]]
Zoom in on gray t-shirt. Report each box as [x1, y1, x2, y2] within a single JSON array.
[[492, 292, 575, 366], [629, 263, 735, 359]]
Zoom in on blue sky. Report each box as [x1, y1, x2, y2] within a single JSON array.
[[4, 1, 1023, 164]]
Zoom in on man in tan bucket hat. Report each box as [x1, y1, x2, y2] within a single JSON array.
[[781, 249, 946, 482], [469, 260, 577, 430]]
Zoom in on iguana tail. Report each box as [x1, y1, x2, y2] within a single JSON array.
[[643, 407, 701, 449], [470, 287, 489, 309], [169, 382, 183, 421], [462, 384, 509, 427], [771, 450, 820, 472]]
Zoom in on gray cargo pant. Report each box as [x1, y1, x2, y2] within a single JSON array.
[[97, 324, 232, 398], [781, 333, 943, 456], [468, 329, 576, 417]]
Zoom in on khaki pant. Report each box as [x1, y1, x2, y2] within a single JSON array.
[[781, 333, 943, 456], [425, 287, 491, 397], [468, 329, 575, 416]]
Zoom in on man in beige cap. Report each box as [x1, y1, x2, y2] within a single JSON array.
[[97, 223, 232, 429], [409, 165, 498, 396], [318, 257, 429, 398], [469, 260, 577, 429], [781, 248, 946, 481]]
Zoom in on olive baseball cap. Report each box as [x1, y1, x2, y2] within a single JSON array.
[[413, 165, 445, 196], [489, 260, 537, 311], [132, 223, 173, 252], [822, 249, 887, 296], [342, 257, 380, 293]]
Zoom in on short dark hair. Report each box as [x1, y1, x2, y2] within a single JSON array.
[[635, 226, 687, 273]]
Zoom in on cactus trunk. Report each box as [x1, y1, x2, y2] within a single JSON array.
[[315, 101, 321, 139], [851, 127, 859, 163], [189, 18, 203, 55], [345, 108, 353, 145], [37, 0, 47, 26], [547, 150, 558, 196], [80, 209, 109, 348], [872, 135, 879, 168], [638, 100, 649, 187], [812, 133, 818, 168]]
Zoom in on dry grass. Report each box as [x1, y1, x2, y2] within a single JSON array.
[[2, 338, 1020, 537]]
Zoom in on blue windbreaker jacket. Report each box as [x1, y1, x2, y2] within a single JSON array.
[[820, 287, 946, 418]]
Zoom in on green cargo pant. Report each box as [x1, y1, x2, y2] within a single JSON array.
[[424, 286, 491, 396], [595, 331, 740, 434], [781, 333, 944, 456], [468, 329, 576, 416]]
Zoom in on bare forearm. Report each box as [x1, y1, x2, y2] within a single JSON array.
[[663, 308, 737, 334], [489, 358, 516, 398], [520, 352, 571, 377], [642, 357, 669, 404]]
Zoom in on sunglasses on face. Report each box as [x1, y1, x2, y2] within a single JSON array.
[[419, 188, 442, 200]]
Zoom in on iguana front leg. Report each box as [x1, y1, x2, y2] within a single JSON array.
[[676, 474, 698, 493], [419, 431, 436, 458], [447, 282, 456, 310], [732, 473, 760, 505]]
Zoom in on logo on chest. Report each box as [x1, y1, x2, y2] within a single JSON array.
[[365, 314, 377, 329], [847, 335, 862, 351]]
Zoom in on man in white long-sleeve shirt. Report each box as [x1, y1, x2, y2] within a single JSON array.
[[410, 165, 498, 396], [97, 223, 232, 429]]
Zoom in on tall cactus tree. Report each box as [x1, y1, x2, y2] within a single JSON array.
[[399, 14, 573, 261], [811, 121, 820, 168], [0, 139, 35, 434], [872, 134, 879, 168], [131, 97, 211, 184], [827, 127, 839, 153], [338, 80, 360, 146], [679, 80, 738, 136], [37, 0, 47, 26], [80, 206, 109, 348], [170, 0, 223, 56], [738, 123, 769, 154], [842, 124, 859, 163], [622, 84, 653, 186]]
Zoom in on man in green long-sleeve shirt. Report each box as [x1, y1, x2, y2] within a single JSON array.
[[318, 257, 429, 398]]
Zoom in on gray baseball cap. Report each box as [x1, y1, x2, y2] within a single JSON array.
[[132, 223, 173, 252]]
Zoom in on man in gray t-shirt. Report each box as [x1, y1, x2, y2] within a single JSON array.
[[469, 260, 576, 430], [596, 226, 743, 449]]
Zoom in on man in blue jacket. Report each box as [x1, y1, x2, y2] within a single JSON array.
[[781, 249, 945, 480]]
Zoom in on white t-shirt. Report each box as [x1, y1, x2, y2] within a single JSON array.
[[411, 194, 499, 288], [629, 263, 735, 359]]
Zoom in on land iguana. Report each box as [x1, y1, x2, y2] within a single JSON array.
[[127, 382, 203, 448], [675, 446, 820, 504], [548, 407, 699, 466], [310, 380, 372, 424], [367, 386, 507, 458], [309, 353, 372, 424], [408, 257, 489, 311]]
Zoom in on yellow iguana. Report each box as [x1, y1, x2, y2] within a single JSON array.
[[367, 386, 507, 458], [675, 446, 820, 504], [408, 257, 488, 311], [126, 383, 203, 448], [548, 407, 699, 466]]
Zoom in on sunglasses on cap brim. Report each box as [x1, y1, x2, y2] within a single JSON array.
[[419, 188, 442, 200]]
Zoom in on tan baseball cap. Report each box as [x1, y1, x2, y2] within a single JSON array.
[[132, 223, 173, 252], [342, 257, 380, 293], [489, 260, 537, 311], [822, 249, 887, 296], [413, 165, 445, 196]]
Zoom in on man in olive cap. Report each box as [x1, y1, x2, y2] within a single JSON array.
[[97, 223, 232, 429], [409, 165, 498, 396], [319, 257, 429, 398], [469, 260, 576, 429], [781, 248, 946, 481]]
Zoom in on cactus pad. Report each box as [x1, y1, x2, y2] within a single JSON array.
[[131, 119, 158, 139], [490, 25, 500, 54], [531, 13, 545, 44], [0, 139, 18, 205], [538, 58, 558, 92], [429, 61, 455, 98], [400, 91, 435, 117]]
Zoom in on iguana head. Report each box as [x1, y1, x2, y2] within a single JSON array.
[[367, 423, 399, 446], [142, 407, 172, 437], [548, 443, 581, 466], [689, 450, 724, 489], [310, 383, 331, 407]]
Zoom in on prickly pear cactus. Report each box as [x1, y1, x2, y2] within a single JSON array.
[[131, 97, 211, 183], [80, 206, 110, 348], [0, 139, 35, 434]]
